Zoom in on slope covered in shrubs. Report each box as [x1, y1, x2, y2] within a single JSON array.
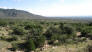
[[0, 19, 92, 52]]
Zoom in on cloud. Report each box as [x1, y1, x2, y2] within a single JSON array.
[[28, 0, 92, 16], [0, 6, 9, 9], [1, 0, 92, 16]]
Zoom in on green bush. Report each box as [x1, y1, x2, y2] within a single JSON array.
[[6, 36, 18, 42], [62, 26, 75, 35], [26, 39, 36, 51], [35, 35, 46, 48], [12, 43, 18, 51], [44, 26, 62, 39], [0, 21, 8, 26], [12, 26, 26, 35]]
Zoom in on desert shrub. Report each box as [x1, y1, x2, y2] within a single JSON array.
[[6, 36, 18, 42], [9, 21, 16, 25], [29, 27, 43, 36], [0, 21, 8, 26], [88, 23, 92, 26], [25, 39, 36, 51], [51, 34, 59, 41], [25, 24, 43, 36], [11, 43, 18, 51], [24, 23, 34, 30], [44, 26, 62, 40], [60, 23, 64, 29], [34, 35, 46, 48], [48, 34, 69, 44], [58, 35, 68, 43], [76, 27, 83, 32], [12, 26, 26, 35], [62, 26, 75, 35], [25, 24, 32, 30], [0, 36, 7, 40]]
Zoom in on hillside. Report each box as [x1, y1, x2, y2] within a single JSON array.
[[0, 8, 45, 19], [0, 8, 92, 22], [0, 19, 92, 52]]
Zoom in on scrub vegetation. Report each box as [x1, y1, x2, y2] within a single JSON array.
[[0, 19, 92, 52]]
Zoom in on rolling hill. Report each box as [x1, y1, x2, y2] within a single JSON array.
[[0, 8, 45, 19], [0, 8, 92, 22]]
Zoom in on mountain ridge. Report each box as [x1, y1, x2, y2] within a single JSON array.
[[0, 8, 92, 21], [0, 8, 45, 19]]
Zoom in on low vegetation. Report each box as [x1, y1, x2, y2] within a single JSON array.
[[0, 19, 92, 52]]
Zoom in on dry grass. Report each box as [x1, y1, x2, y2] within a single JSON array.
[[40, 40, 92, 52]]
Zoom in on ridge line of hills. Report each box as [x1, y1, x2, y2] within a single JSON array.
[[0, 8, 92, 22], [0, 8, 46, 19]]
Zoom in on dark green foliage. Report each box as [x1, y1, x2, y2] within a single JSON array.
[[24, 22, 43, 36], [45, 26, 62, 39], [76, 27, 82, 32], [81, 30, 88, 37], [88, 23, 92, 26], [60, 23, 64, 29], [6, 36, 18, 42], [26, 39, 36, 51], [51, 34, 59, 41], [12, 26, 26, 35], [0, 20, 8, 26], [12, 43, 18, 51], [35, 35, 46, 48], [0, 19, 92, 51], [0, 36, 7, 40], [24, 24, 32, 30], [29, 25, 43, 36], [62, 26, 75, 34], [58, 35, 68, 43]]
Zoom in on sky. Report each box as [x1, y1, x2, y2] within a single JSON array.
[[0, 0, 92, 16]]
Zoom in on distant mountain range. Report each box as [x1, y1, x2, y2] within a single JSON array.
[[0, 8, 46, 19], [0, 8, 92, 22]]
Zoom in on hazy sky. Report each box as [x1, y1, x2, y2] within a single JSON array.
[[0, 0, 92, 16]]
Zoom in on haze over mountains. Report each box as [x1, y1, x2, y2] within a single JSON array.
[[0, 8, 92, 21], [0, 8, 45, 19]]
